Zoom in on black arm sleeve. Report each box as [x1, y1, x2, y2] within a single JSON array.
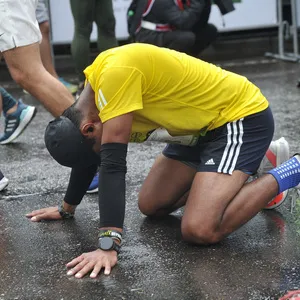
[[98, 143, 127, 228], [155, 0, 205, 30], [64, 164, 98, 206]]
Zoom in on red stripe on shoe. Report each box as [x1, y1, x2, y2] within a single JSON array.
[[265, 193, 283, 208], [266, 149, 277, 167]]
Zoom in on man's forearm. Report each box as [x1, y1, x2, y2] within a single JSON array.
[[98, 143, 127, 229], [64, 164, 98, 206]]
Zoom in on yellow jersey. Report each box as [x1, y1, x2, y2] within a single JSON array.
[[84, 43, 268, 145]]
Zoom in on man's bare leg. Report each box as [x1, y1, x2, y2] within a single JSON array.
[[181, 171, 279, 244], [0, 89, 18, 116], [138, 154, 196, 216], [39, 21, 59, 78], [3, 43, 74, 116]]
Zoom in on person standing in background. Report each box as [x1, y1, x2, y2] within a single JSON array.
[[69, 0, 118, 98], [34, 0, 78, 95], [133, 0, 217, 57], [69, 0, 118, 193], [0, 0, 74, 117]]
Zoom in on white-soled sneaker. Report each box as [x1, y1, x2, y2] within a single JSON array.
[[0, 100, 37, 144], [0, 170, 9, 191], [257, 137, 290, 209]]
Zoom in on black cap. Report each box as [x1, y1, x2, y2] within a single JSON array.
[[44, 116, 100, 168]]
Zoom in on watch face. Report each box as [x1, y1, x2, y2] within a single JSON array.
[[99, 237, 114, 250]]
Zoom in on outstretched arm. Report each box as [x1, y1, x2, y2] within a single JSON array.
[[26, 164, 98, 221], [66, 113, 133, 279]]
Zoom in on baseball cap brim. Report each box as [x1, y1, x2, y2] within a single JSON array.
[[44, 116, 101, 168]]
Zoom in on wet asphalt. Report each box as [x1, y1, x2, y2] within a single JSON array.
[[1, 57, 300, 300]]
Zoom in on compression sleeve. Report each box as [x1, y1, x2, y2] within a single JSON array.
[[98, 143, 127, 228], [64, 164, 98, 205]]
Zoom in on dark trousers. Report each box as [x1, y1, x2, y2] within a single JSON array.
[[135, 23, 218, 57], [69, 0, 118, 82]]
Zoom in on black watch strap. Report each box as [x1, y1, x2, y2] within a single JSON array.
[[58, 203, 74, 219]]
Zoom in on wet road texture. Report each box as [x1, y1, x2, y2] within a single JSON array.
[[1, 57, 300, 300]]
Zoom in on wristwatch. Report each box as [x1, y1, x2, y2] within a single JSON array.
[[98, 237, 121, 253], [58, 203, 74, 219]]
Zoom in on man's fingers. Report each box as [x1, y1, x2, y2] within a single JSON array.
[[30, 213, 54, 222], [66, 251, 116, 278], [90, 263, 104, 278], [26, 209, 47, 217], [103, 261, 112, 276], [74, 262, 95, 279], [30, 214, 45, 222], [67, 260, 88, 277], [66, 255, 85, 269]]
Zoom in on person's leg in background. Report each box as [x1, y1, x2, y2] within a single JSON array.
[[135, 29, 195, 54], [1, 0, 74, 117], [94, 0, 118, 53], [36, 0, 78, 95], [84, 0, 119, 194], [161, 31, 195, 53], [69, 0, 94, 95], [189, 23, 218, 57], [0, 87, 17, 116], [3, 44, 73, 117], [69, 0, 98, 192], [0, 87, 36, 144]]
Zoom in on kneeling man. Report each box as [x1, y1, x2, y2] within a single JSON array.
[[27, 43, 296, 279]]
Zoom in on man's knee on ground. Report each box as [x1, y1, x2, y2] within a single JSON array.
[[138, 190, 171, 217], [181, 220, 223, 245], [138, 193, 159, 216]]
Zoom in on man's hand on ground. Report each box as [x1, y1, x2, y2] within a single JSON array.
[[66, 249, 118, 278], [26, 207, 63, 221]]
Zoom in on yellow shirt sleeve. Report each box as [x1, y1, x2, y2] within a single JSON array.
[[94, 67, 144, 123]]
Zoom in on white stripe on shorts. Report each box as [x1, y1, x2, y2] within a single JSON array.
[[217, 118, 244, 174]]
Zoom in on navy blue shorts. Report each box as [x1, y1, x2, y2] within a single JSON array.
[[163, 107, 274, 175]]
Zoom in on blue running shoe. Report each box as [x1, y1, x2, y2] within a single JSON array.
[[0, 100, 37, 144], [24, 79, 78, 95], [59, 78, 78, 95], [87, 173, 99, 194]]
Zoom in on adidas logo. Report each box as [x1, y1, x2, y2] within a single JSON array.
[[205, 158, 215, 165]]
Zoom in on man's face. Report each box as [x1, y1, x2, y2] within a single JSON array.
[[91, 124, 103, 154], [77, 83, 103, 155]]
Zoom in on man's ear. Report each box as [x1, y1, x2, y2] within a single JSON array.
[[81, 123, 95, 137]]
